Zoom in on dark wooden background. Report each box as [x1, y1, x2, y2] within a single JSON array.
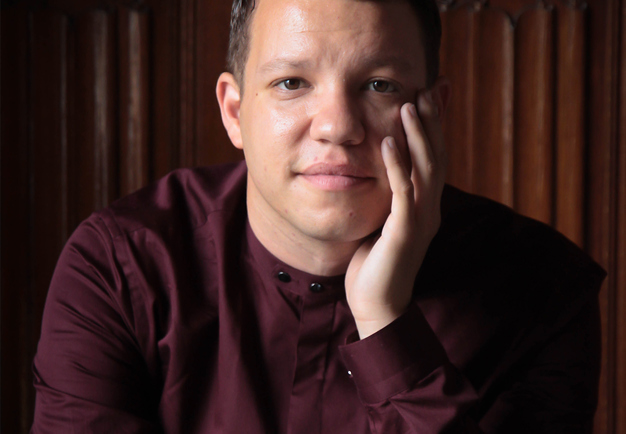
[[1, 0, 624, 432]]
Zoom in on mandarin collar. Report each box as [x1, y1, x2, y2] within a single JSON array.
[[245, 220, 346, 298]]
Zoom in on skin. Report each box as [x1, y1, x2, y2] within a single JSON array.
[[217, 0, 450, 338]]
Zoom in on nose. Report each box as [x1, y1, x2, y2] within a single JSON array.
[[309, 88, 365, 146]]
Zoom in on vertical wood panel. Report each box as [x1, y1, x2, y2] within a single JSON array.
[[440, 6, 476, 193], [615, 2, 626, 432], [119, 8, 150, 195], [92, 11, 116, 210], [1, 8, 31, 434], [29, 10, 71, 429], [473, 8, 514, 206], [554, 6, 586, 247], [513, 7, 554, 224], [72, 11, 116, 227], [151, 0, 179, 178], [179, 0, 196, 167], [195, 0, 241, 166], [589, 0, 620, 431]]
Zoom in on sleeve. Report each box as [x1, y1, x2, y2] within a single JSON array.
[[339, 303, 481, 434], [338, 294, 602, 434], [31, 217, 162, 433]]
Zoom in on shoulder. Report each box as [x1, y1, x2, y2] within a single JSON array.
[[94, 161, 248, 239], [54, 162, 248, 350], [419, 185, 606, 323], [61, 160, 249, 307]]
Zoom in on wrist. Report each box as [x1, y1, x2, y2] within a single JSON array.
[[354, 307, 407, 339]]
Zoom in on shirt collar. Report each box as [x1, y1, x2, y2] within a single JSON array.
[[244, 220, 346, 298]]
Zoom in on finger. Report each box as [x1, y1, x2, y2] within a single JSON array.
[[400, 101, 436, 191], [416, 90, 447, 182], [381, 136, 414, 221]]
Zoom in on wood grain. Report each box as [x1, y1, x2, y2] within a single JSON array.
[[513, 6, 554, 224], [554, 6, 586, 247], [473, 7, 514, 206], [195, 0, 242, 166], [588, 0, 620, 431], [1, 8, 31, 433], [615, 2, 626, 432], [29, 10, 71, 429], [151, 0, 180, 178], [72, 11, 116, 227], [119, 7, 149, 195], [440, 5, 476, 193], [179, 0, 196, 168]]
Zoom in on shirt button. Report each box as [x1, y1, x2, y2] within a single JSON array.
[[347, 370, 353, 378], [277, 271, 291, 282], [309, 282, 324, 293]]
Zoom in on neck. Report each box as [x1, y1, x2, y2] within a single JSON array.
[[247, 196, 362, 278]]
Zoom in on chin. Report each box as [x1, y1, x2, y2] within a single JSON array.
[[299, 210, 388, 244]]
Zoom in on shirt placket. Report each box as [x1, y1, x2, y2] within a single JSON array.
[[286, 284, 337, 434]]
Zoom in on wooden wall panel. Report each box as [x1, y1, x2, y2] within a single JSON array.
[[440, 2, 623, 431], [119, 8, 150, 195], [29, 10, 71, 429], [513, 7, 554, 225], [555, 6, 586, 247], [90, 12, 116, 212], [440, 6, 476, 192], [195, 0, 242, 166], [72, 11, 116, 227], [588, 0, 620, 431], [1, 8, 31, 434], [151, 0, 180, 179], [472, 9, 515, 206], [178, 0, 196, 168], [615, 1, 626, 432]]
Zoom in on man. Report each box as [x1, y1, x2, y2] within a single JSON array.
[[31, 0, 605, 432]]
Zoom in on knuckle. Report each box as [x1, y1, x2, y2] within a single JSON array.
[[399, 180, 414, 196], [425, 161, 437, 176]]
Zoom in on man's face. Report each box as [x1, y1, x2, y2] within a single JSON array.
[[232, 0, 427, 245]]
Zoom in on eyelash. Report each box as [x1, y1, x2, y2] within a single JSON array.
[[275, 78, 308, 91], [366, 79, 397, 93], [272, 78, 399, 93]]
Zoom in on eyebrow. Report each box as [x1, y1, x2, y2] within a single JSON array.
[[362, 55, 415, 73], [257, 54, 416, 75], [258, 58, 314, 73]]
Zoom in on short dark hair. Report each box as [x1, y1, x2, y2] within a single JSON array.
[[226, 0, 442, 90]]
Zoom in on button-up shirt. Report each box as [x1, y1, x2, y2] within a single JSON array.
[[32, 161, 605, 433]]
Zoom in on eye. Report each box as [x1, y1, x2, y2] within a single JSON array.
[[276, 78, 305, 90], [368, 80, 396, 93]]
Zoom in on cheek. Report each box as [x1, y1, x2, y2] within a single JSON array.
[[259, 103, 310, 156], [268, 106, 299, 139], [365, 103, 404, 141], [364, 103, 409, 165], [243, 102, 311, 182]]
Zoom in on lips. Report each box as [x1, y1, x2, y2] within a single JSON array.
[[299, 163, 374, 190]]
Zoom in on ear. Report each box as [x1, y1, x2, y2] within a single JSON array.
[[216, 72, 244, 150], [430, 76, 451, 120]]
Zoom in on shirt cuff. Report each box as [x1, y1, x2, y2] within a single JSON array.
[[338, 302, 448, 404]]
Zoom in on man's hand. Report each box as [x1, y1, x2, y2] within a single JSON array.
[[345, 88, 447, 339]]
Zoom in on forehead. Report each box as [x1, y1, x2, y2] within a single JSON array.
[[246, 0, 426, 80]]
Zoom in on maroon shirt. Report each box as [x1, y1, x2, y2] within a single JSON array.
[[32, 162, 605, 433]]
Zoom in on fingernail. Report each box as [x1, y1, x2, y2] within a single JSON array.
[[425, 91, 434, 104], [419, 91, 437, 118], [386, 137, 395, 149], [408, 104, 417, 117], [418, 93, 429, 114]]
